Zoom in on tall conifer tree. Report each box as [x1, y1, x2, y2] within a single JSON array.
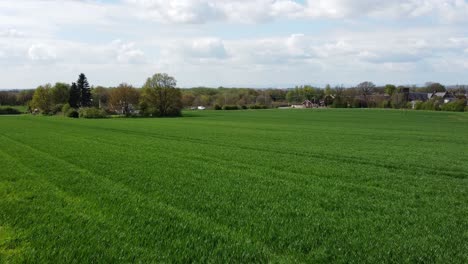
[[69, 82, 80, 108], [77, 73, 92, 107]]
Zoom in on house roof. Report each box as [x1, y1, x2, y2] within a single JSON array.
[[409, 92, 429, 101], [428, 92, 450, 99]]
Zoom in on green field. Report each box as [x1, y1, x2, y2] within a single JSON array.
[[1, 109, 467, 263]]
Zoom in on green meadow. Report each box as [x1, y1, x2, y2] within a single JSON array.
[[0, 109, 467, 263]]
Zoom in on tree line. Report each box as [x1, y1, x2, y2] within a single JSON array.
[[19, 73, 183, 118], [1, 79, 467, 116]]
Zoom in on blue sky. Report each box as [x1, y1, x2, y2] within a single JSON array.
[[1, 0, 468, 89]]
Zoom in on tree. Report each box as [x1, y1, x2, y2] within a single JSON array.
[[199, 95, 212, 106], [303, 86, 316, 101], [92, 86, 110, 108], [0, 91, 17, 106], [77, 73, 92, 107], [31, 84, 53, 113], [324, 84, 333, 96], [16, 90, 35, 106], [357, 81, 376, 107], [358, 81, 376, 95], [286, 87, 304, 103], [108, 83, 140, 116], [332, 86, 346, 108], [181, 92, 195, 108], [384, 84, 396, 96], [51, 82, 70, 105], [140, 73, 183, 117], [69, 82, 80, 108], [425, 82, 446, 93]]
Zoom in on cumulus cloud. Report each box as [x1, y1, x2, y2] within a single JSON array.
[[126, 0, 223, 23], [126, 0, 468, 23], [0, 29, 24, 38], [186, 38, 227, 58], [127, 0, 305, 23], [286, 34, 313, 58], [1, 0, 467, 88], [162, 38, 227, 61], [28, 44, 56, 61], [112, 40, 146, 64]]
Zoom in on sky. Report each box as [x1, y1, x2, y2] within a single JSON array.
[[1, 0, 468, 89]]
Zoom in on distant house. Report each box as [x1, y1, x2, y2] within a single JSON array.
[[303, 100, 313, 108], [291, 104, 305, 109], [428, 92, 455, 103], [290, 100, 316, 109], [404, 90, 456, 108]]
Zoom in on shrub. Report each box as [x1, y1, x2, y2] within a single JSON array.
[[51, 104, 64, 115], [440, 99, 466, 112], [78, 107, 108, 118], [419, 98, 441, 111], [222, 105, 239, 110], [367, 101, 378, 108], [271, 102, 290, 108], [66, 109, 79, 118], [139, 102, 159, 117], [241, 105, 248, 110], [213, 104, 222, 110], [62, 103, 72, 114], [414, 101, 424, 110], [249, 104, 268, 109], [377, 100, 388, 109], [0, 107, 21, 115], [332, 97, 347, 108]]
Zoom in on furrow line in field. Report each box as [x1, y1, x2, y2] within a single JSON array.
[[0, 133, 298, 262], [55, 124, 466, 180], [41, 125, 466, 201], [50, 130, 415, 201]]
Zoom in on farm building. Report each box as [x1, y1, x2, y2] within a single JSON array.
[[290, 100, 316, 109], [291, 104, 306, 109], [303, 100, 313, 108]]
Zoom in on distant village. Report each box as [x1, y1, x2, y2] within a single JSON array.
[[290, 89, 463, 110], [179, 82, 468, 112], [1, 80, 468, 115]]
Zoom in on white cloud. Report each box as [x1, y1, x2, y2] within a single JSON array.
[[112, 40, 146, 64], [0, 0, 123, 38], [286, 34, 314, 58], [28, 44, 56, 61], [162, 38, 227, 61], [0, 29, 24, 38], [126, 0, 468, 23], [126, 0, 316, 23], [126, 0, 223, 23], [0, 0, 467, 88], [186, 38, 227, 58]]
